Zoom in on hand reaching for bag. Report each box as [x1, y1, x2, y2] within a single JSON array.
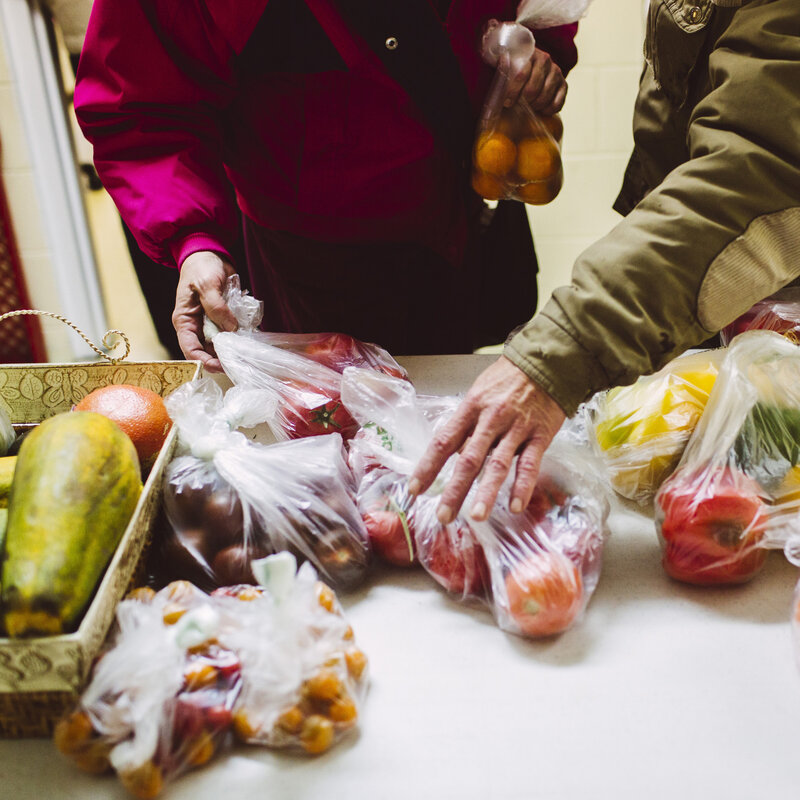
[[408, 356, 566, 523], [173, 250, 238, 372]]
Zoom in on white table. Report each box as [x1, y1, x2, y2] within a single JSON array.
[[2, 355, 799, 800]]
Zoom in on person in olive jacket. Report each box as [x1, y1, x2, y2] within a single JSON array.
[[411, 0, 800, 522]]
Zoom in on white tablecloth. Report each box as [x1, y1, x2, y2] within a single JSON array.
[[3, 355, 799, 800]]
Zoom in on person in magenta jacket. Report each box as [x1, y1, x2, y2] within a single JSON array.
[[74, 0, 577, 369]]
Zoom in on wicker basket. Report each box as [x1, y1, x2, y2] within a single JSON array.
[[0, 354, 200, 737]]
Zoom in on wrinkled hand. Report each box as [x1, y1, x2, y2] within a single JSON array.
[[408, 356, 566, 523], [173, 250, 238, 372], [503, 47, 567, 115]]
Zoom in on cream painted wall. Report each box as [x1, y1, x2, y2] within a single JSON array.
[[529, 0, 646, 308]]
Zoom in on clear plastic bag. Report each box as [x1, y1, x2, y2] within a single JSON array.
[[655, 331, 800, 586], [54, 580, 241, 798], [222, 556, 369, 753], [206, 276, 406, 442], [55, 557, 368, 797], [341, 367, 610, 637], [720, 287, 800, 346], [161, 378, 370, 591], [592, 349, 724, 506], [471, 0, 591, 205]]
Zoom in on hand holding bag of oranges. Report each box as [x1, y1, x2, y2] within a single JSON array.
[[472, 0, 592, 205]]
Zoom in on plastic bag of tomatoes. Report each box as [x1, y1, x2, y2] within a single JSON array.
[[654, 331, 800, 586], [53, 581, 242, 799], [341, 367, 461, 569], [411, 436, 610, 638], [342, 367, 610, 636], [159, 378, 370, 592], [55, 558, 368, 798], [222, 555, 369, 755], [205, 276, 406, 442], [720, 286, 800, 346]]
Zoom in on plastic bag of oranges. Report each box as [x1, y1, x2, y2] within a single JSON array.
[[472, 1, 592, 204], [55, 557, 369, 798]]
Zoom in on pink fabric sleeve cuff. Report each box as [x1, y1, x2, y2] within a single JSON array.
[[171, 232, 233, 270]]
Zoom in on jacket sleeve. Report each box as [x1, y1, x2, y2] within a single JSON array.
[[505, 0, 800, 416], [533, 23, 578, 77], [74, 0, 239, 268]]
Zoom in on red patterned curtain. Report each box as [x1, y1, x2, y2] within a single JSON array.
[[0, 136, 46, 363]]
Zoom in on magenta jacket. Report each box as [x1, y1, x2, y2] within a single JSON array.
[[75, 0, 577, 269]]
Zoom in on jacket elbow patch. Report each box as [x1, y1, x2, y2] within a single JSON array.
[[698, 206, 800, 332]]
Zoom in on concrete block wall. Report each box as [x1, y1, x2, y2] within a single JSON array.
[[529, 0, 646, 308]]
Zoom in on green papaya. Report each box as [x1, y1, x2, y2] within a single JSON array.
[[1, 411, 142, 637], [0, 456, 15, 508]]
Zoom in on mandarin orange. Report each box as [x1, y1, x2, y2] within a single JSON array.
[[516, 136, 561, 182], [474, 132, 516, 177], [471, 170, 506, 201]]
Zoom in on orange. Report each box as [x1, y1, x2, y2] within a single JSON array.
[[504, 551, 583, 637], [471, 170, 506, 201], [516, 136, 561, 182], [516, 172, 563, 205], [538, 113, 563, 142], [74, 384, 172, 471], [474, 132, 516, 177]]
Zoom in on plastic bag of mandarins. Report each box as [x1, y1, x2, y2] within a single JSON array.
[[472, 0, 592, 205], [54, 556, 369, 798]]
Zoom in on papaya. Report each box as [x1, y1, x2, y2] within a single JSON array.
[[0, 456, 15, 508], [1, 411, 143, 637]]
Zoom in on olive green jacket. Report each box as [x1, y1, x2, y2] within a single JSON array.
[[505, 0, 800, 415]]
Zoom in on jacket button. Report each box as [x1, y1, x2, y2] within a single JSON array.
[[385, 36, 399, 51], [687, 6, 701, 23]]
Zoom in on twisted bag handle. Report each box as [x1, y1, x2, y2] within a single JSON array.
[[0, 309, 130, 364]]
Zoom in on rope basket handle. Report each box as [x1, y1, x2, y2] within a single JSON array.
[[0, 310, 131, 364]]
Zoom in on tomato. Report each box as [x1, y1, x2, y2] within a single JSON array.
[[526, 474, 569, 523], [362, 507, 416, 566], [420, 522, 488, 597], [504, 551, 583, 637], [280, 383, 359, 439], [657, 465, 769, 585], [303, 332, 408, 380]]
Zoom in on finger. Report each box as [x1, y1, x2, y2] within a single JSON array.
[[528, 68, 561, 112], [409, 406, 477, 496], [174, 319, 224, 372], [502, 50, 532, 107], [434, 418, 501, 523], [509, 438, 548, 513], [469, 430, 527, 521], [196, 283, 237, 333], [541, 82, 568, 116], [521, 61, 547, 107]]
